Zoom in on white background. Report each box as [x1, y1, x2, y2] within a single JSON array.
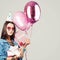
[[0, 0, 60, 60]]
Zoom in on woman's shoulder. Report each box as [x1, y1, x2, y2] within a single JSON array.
[[0, 38, 10, 50], [0, 38, 7, 44]]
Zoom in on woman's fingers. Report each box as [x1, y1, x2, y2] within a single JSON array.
[[25, 38, 30, 45]]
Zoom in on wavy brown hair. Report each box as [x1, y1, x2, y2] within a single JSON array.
[[1, 21, 16, 40]]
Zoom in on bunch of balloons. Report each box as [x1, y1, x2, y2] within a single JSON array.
[[13, 1, 41, 47], [13, 1, 41, 31]]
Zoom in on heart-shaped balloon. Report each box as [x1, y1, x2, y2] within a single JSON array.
[[13, 11, 28, 31], [13, 11, 32, 31]]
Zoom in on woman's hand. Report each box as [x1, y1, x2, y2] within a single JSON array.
[[23, 38, 30, 48], [11, 55, 18, 60], [7, 56, 18, 60], [25, 38, 30, 45]]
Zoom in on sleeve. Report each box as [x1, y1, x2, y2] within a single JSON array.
[[0, 43, 7, 60]]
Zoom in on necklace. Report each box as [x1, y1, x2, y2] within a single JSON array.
[[7, 39, 14, 46], [9, 41, 14, 46]]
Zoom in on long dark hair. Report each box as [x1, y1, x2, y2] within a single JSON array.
[[1, 21, 16, 40]]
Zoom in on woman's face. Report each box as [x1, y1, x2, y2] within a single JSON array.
[[6, 23, 14, 36]]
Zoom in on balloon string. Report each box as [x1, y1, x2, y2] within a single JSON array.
[[25, 49, 27, 60], [29, 25, 33, 38], [24, 25, 33, 60], [25, 25, 33, 39], [25, 30, 28, 35]]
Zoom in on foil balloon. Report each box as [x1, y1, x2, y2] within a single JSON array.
[[24, 1, 41, 24], [13, 11, 28, 31]]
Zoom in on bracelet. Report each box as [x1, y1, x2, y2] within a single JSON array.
[[23, 48, 26, 52]]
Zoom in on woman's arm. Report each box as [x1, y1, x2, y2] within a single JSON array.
[[6, 57, 12, 60], [6, 56, 17, 60], [17, 47, 24, 58]]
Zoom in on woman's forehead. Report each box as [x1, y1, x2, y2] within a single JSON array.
[[7, 23, 14, 27]]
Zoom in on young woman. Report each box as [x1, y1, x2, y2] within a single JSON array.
[[0, 21, 29, 60]]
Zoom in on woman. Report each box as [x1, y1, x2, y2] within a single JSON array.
[[0, 21, 29, 60]]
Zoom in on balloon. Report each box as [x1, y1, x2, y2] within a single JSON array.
[[14, 31, 26, 46], [24, 1, 41, 24], [26, 22, 32, 31], [13, 11, 28, 31], [15, 30, 30, 46]]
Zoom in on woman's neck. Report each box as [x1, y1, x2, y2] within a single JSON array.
[[6, 36, 11, 42], [6, 37, 14, 46]]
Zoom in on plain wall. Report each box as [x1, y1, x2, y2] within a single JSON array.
[[0, 0, 60, 60]]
